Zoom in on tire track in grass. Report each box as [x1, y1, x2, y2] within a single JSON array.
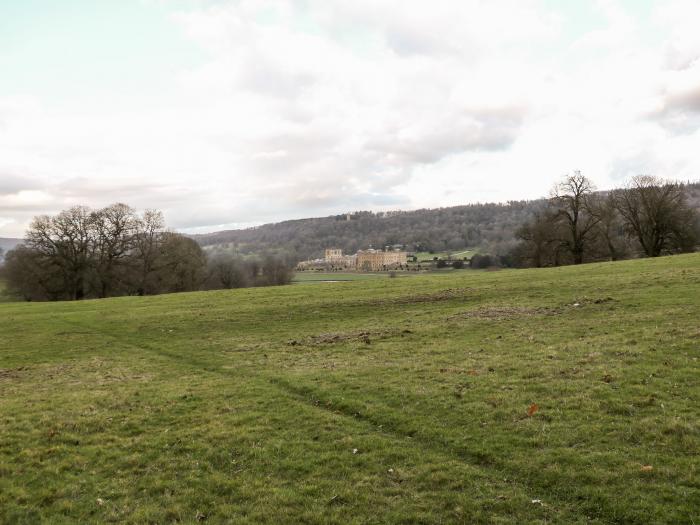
[[55, 316, 590, 521], [267, 375, 624, 524], [53, 313, 660, 523], [40, 317, 590, 522]]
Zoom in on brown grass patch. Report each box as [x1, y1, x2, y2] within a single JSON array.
[[287, 328, 406, 347], [447, 306, 559, 321]]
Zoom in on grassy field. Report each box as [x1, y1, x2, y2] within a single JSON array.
[[1, 255, 698, 523], [294, 269, 471, 284], [292, 272, 400, 283]]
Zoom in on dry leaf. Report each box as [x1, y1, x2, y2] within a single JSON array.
[[527, 403, 539, 417]]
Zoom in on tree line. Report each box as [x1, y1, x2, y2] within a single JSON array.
[[0, 204, 292, 301], [194, 182, 700, 264], [195, 200, 543, 262], [512, 174, 699, 267]]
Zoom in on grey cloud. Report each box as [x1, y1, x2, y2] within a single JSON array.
[[253, 186, 408, 219], [53, 177, 170, 200], [608, 150, 658, 183], [0, 174, 41, 195], [238, 101, 526, 220], [247, 129, 343, 170], [665, 86, 700, 113], [283, 191, 407, 214], [367, 106, 525, 164], [172, 188, 407, 234], [650, 85, 700, 133], [609, 148, 690, 184], [169, 207, 242, 230], [1, 177, 201, 216]]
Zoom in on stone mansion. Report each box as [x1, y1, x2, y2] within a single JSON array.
[[296, 248, 408, 272]]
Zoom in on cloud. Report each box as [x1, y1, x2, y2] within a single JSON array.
[[367, 105, 526, 164], [0, 173, 41, 196], [2, 1, 700, 238], [647, 61, 700, 133]]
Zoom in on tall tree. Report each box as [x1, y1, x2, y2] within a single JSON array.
[[132, 209, 165, 296], [589, 193, 627, 261], [91, 203, 138, 298], [614, 176, 699, 257], [551, 171, 600, 264], [25, 206, 96, 300]]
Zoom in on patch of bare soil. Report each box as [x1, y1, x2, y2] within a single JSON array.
[[369, 287, 476, 306], [439, 367, 479, 375], [447, 297, 617, 322], [0, 366, 29, 381], [2, 360, 149, 387], [287, 328, 411, 347], [447, 306, 559, 321], [567, 296, 616, 307]]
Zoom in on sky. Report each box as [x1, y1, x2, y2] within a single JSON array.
[[1, 0, 700, 237]]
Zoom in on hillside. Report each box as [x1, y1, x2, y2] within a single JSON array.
[[194, 200, 544, 261], [1, 255, 698, 523], [193, 182, 700, 261]]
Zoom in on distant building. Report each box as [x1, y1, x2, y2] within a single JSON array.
[[356, 249, 407, 271], [296, 247, 407, 272], [324, 248, 344, 261]]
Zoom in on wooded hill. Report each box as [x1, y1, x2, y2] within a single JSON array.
[[194, 182, 700, 262], [194, 200, 546, 262]]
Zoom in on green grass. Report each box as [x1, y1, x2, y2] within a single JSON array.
[[292, 272, 398, 283], [1, 254, 698, 524]]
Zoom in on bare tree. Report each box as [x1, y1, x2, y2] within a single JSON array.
[[588, 193, 628, 261], [551, 171, 600, 264], [614, 176, 699, 257], [25, 206, 95, 300], [6, 204, 293, 301], [132, 209, 165, 295], [91, 203, 138, 298]]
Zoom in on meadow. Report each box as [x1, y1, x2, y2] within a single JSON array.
[[291, 272, 395, 283], [0, 255, 698, 523]]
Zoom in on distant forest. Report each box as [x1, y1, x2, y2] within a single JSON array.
[[194, 182, 700, 264], [195, 200, 547, 261]]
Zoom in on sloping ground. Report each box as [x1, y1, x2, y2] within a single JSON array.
[[0, 255, 698, 524]]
